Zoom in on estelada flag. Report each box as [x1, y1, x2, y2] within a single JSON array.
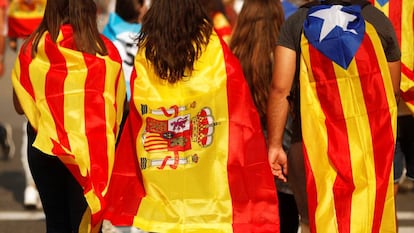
[[368, 0, 414, 112], [300, 4, 397, 233], [104, 31, 280, 232], [11, 25, 126, 233], [8, 0, 46, 38]]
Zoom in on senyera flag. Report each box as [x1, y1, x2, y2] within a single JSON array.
[[300, 4, 397, 233], [104, 31, 280, 233], [368, 0, 414, 111], [8, 0, 46, 38], [11, 25, 126, 233]]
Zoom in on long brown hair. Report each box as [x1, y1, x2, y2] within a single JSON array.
[[230, 0, 284, 125], [137, 0, 213, 83], [24, 0, 107, 56]]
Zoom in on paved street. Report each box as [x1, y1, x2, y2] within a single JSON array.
[[0, 41, 413, 233]]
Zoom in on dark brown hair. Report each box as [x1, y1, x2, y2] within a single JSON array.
[[230, 0, 284, 124], [24, 0, 107, 56], [116, 0, 144, 23], [137, 0, 213, 83]]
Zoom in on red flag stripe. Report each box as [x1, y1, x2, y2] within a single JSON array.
[[401, 89, 414, 101], [18, 44, 36, 101], [83, 52, 108, 228], [44, 33, 71, 151], [308, 44, 354, 233], [402, 63, 414, 81], [388, 0, 402, 45], [355, 32, 395, 233], [7, 18, 42, 38], [83, 54, 109, 187], [303, 146, 318, 233]]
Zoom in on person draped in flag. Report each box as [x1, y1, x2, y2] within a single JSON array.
[[368, 0, 414, 193], [267, 0, 401, 233], [11, 0, 126, 232], [229, 1, 301, 233], [368, 0, 414, 230], [367, 0, 414, 112], [104, 0, 280, 232], [7, 0, 46, 51]]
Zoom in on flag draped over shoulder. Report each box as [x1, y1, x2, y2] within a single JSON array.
[[368, 0, 414, 112], [213, 12, 232, 45], [8, 0, 46, 38], [11, 25, 126, 233], [105, 32, 280, 233], [300, 5, 397, 233]]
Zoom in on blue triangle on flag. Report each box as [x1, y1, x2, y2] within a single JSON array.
[[303, 4, 365, 69], [376, 0, 389, 6]]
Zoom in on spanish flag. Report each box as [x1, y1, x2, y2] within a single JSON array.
[[105, 32, 280, 232], [300, 4, 397, 233], [8, 0, 46, 38], [11, 25, 126, 232], [368, 0, 414, 112], [212, 12, 233, 45]]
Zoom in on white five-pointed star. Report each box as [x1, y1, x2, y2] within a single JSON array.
[[310, 5, 358, 42]]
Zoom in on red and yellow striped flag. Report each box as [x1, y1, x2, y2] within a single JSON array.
[[368, 0, 414, 112], [8, 0, 46, 38], [300, 5, 397, 233], [11, 25, 126, 232], [104, 32, 280, 233]]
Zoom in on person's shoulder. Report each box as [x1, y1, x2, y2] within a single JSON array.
[[280, 7, 309, 35]]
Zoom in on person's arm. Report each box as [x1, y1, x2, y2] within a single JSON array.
[[388, 60, 401, 101], [13, 90, 24, 115], [267, 45, 296, 182]]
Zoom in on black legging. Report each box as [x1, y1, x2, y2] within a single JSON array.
[[278, 191, 299, 233], [27, 123, 88, 233]]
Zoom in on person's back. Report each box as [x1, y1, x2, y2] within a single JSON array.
[[12, 0, 126, 232], [105, 0, 280, 232], [267, 0, 401, 232], [299, 2, 398, 232]]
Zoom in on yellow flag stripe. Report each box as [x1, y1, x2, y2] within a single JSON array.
[[300, 36, 339, 233], [29, 33, 58, 152], [131, 33, 233, 232], [333, 43, 375, 233], [300, 21, 397, 233]]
